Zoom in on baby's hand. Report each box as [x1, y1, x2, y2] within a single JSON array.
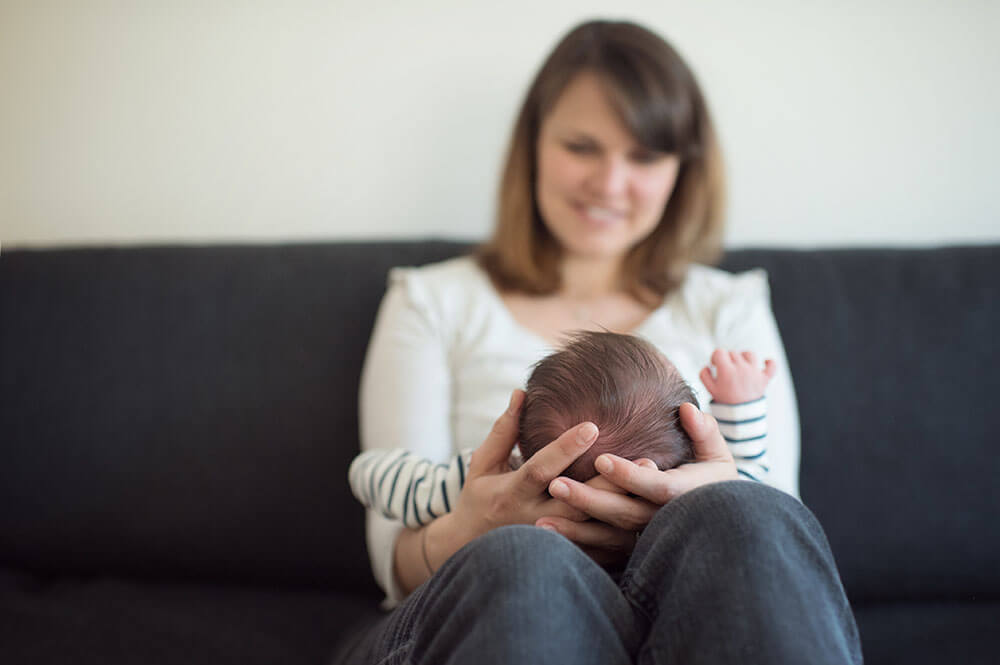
[[699, 349, 777, 405]]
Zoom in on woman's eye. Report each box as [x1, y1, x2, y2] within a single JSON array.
[[630, 150, 662, 164], [564, 142, 595, 154]]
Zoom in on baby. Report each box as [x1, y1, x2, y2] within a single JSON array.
[[517, 331, 698, 483], [349, 331, 775, 529]]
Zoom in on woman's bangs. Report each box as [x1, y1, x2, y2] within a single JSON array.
[[598, 65, 699, 159]]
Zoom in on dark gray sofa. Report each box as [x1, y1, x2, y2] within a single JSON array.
[[1, 241, 997, 664]]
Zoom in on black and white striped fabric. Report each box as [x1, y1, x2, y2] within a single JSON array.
[[712, 397, 769, 482]]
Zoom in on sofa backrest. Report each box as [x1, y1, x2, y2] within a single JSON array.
[[724, 246, 999, 603], [2, 243, 998, 603], [0, 242, 465, 596]]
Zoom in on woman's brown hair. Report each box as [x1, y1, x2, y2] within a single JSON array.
[[476, 20, 725, 305]]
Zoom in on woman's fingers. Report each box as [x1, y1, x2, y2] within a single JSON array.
[[536, 463, 646, 524], [655, 461, 740, 500], [537, 497, 590, 522], [679, 402, 733, 463], [591, 454, 676, 505], [535, 516, 636, 553], [515, 421, 599, 495], [469, 390, 524, 476], [582, 470, 631, 494], [551, 405, 740, 521], [548, 475, 659, 531]]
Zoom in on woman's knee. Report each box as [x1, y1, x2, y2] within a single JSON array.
[[411, 526, 637, 664], [427, 525, 616, 621], [446, 524, 586, 585], [644, 480, 827, 555]]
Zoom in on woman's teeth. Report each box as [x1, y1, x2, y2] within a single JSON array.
[[585, 206, 623, 223]]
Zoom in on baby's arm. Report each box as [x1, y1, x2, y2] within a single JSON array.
[[348, 448, 473, 529], [700, 350, 777, 482]]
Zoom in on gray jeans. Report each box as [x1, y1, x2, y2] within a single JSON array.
[[333, 480, 862, 665]]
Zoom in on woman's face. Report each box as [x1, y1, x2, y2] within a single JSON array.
[[535, 72, 680, 263]]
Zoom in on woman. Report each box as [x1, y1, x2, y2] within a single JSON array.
[[335, 19, 861, 665]]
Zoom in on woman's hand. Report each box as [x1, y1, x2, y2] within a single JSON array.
[[423, 389, 600, 569], [534, 403, 738, 555], [536, 469, 659, 567]]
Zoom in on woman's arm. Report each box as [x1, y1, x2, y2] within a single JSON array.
[[713, 269, 800, 497], [359, 269, 455, 605], [360, 270, 595, 603]]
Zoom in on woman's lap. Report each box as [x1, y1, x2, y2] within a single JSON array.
[[335, 525, 638, 665], [334, 481, 861, 665], [622, 480, 862, 664]]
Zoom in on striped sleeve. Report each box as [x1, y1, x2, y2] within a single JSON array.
[[348, 448, 473, 529], [710, 397, 769, 483]]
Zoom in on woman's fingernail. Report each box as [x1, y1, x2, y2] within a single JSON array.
[[507, 390, 522, 415], [595, 455, 613, 474], [689, 404, 705, 425], [577, 423, 598, 446], [550, 479, 569, 499], [538, 523, 558, 533]]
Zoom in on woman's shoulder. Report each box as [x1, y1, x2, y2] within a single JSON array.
[[389, 254, 482, 287], [384, 255, 494, 324], [679, 263, 771, 306], [387, 255, 490, 301]]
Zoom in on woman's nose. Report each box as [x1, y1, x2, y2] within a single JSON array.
[[586, 156, 629, 197]]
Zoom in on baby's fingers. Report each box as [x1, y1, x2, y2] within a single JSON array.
[[741, 350, 757, 367], [764, 359, 778, 379], [699, 366, 717, 392], [710, 348, 733, 372]]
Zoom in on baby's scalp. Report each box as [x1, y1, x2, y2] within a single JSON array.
[[517, 331, 697, 482]]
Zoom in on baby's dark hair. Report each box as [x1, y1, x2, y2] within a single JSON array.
[[518, 331, 698, 482]]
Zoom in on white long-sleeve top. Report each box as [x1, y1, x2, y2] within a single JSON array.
[[350, 397, 769, 529], [358, 256, 800, 608]]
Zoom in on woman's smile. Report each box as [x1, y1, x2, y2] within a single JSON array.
[[574, 202, 628, 228]]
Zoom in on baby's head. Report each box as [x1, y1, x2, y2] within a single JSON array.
[[517, 331, 698, 482]]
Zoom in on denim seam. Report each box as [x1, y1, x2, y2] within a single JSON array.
[[619, 569, 656, 624], [375, 640, 413, 665]]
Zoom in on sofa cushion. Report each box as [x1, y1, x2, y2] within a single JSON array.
[[0, 567, 381, 665], [853, 600, 999, 665]]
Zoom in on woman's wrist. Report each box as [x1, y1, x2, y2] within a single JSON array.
[[423, 512, 466, 574]]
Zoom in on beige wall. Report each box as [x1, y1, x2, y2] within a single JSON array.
[[2, 0, 998, 249]]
